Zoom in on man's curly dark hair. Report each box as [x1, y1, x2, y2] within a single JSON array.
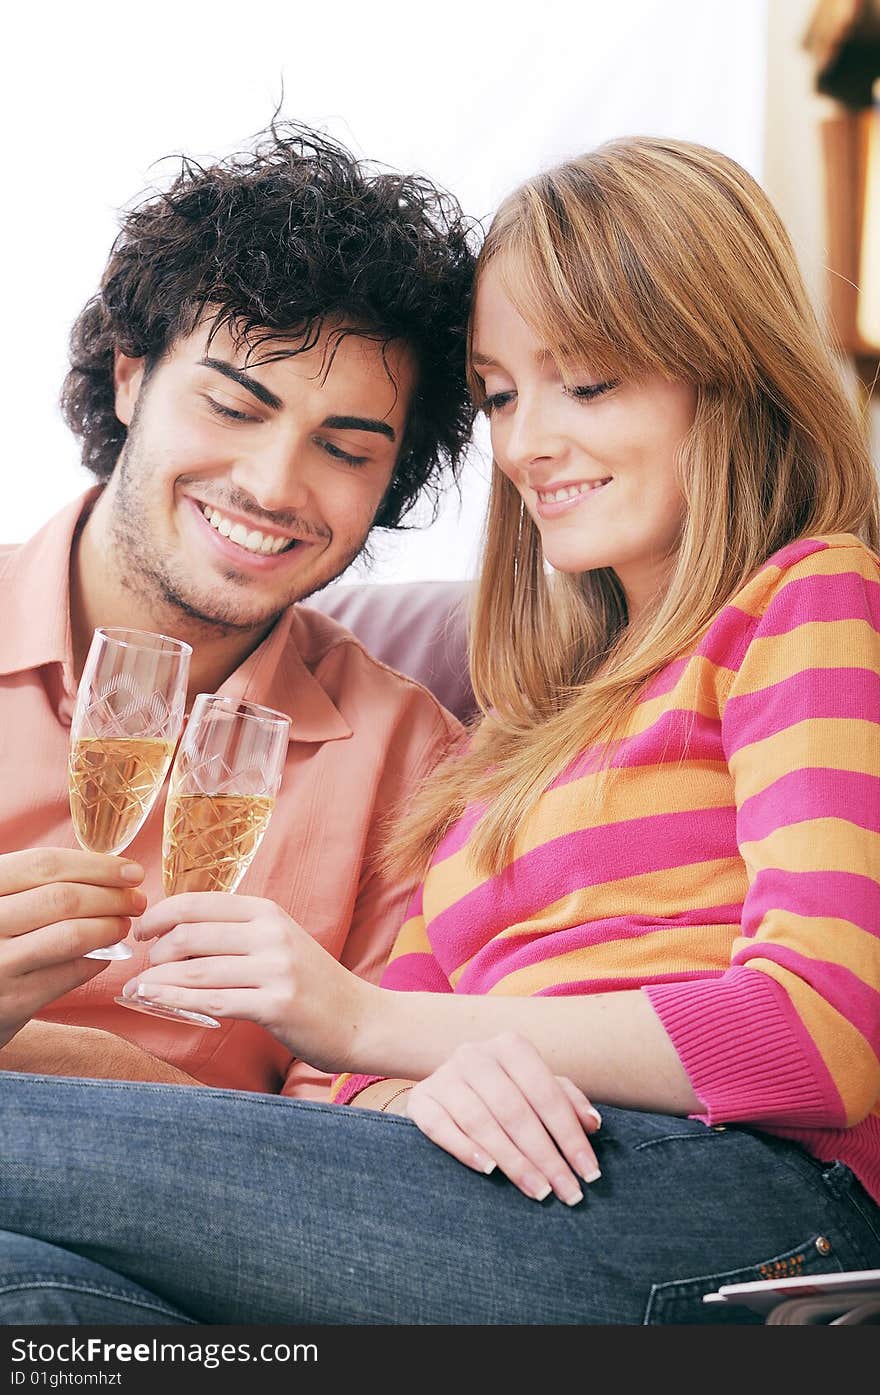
[[61, 122, 479, 529]]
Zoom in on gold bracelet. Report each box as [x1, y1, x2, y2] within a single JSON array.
[[379, 1084, 414, 1113]]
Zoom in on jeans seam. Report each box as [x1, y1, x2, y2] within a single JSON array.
[[7, 1073, 417, 1124], [0, 1278, 194, 1323]]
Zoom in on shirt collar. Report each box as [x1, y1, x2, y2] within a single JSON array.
[[0, 487, 352, 745]]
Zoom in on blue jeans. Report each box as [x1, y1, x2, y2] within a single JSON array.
[[1, 1072, 879, 1325]]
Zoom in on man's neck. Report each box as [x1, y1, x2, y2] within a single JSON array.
[[69, 492, 278, 705]]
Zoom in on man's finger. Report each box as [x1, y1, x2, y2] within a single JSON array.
[[0, 849, 144, 898], [0, 884, 147, 938]]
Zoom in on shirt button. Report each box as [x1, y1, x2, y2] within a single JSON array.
[[815, 1236, 833, 1256]]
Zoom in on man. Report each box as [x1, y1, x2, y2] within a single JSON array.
[[0, 121, 475, 1096]]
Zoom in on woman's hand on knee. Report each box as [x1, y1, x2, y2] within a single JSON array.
[[404, 1032, 602, 1205]]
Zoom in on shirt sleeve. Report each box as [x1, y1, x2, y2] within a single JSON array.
[[645, 542, 880, 1130], [282, 703, 460, 1101]]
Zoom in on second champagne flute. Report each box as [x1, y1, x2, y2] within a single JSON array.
[[116, 694, 290, 1027], [68, 627, 192, 960]]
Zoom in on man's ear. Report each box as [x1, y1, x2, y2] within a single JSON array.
[[113, 351, 147, 427]]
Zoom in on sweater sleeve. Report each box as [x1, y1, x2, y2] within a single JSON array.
[[330, 884, 453, 1105], [645, 541, 880, 1130]]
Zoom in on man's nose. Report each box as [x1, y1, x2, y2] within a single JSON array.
[[230, 433, 311, 514]]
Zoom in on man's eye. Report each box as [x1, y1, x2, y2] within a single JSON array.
[[319, 440, 369, 467], [482, 391, 516, 416], [205, 397, 257, 423]]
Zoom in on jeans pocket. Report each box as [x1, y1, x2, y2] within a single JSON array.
[[644, 1233, 846, 1325]]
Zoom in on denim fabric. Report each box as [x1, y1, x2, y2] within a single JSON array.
[[0, 1231, 193, 1325], [2, 1073, 879, 1325]]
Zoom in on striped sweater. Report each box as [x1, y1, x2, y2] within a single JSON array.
[[335, 535, 880, 1204]]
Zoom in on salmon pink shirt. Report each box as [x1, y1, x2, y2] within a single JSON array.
[[0, 490, 460, 1098]]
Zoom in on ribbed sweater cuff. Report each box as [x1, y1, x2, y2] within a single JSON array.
[[330, 1073, 386, 1106], [644, 969, 834, 1127]]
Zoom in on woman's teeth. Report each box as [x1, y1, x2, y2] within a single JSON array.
[[538, 479, 612, 503], [202, 505, 294, 555]]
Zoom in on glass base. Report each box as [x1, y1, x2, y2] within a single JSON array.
[[85, 941, 133, 961], [114, 994, 220, 1029]]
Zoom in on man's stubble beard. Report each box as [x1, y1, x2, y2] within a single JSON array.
[[108, 430, 369, 640]]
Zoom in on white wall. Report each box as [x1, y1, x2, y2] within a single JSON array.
[[2, 0, 767, 581]]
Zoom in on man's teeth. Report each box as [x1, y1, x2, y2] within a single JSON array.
[[202, 505, 295, 554], [538, 480, 611, 503]]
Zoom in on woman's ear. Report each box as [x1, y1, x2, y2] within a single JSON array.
[[113, 351, 146, 427]]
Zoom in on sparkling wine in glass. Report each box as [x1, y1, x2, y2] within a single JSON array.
[[116, 694, 290, 1026], [69, 627, 192, 959]]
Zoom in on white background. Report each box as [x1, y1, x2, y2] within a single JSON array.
[[1, 0, 766, 581]]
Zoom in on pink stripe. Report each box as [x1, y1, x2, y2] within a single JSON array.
[[381, 950, 451, 993], [766, 537, 830, 569], [734, 943, 880, 1052], [743, 868, 880, 941], [551, 709, 724, 791], [749, 570, 880, 637], [737, 767, 880, 841], [643, 656, 690, 699], [427, 806, 738, 973], [455, 904, 743, 994], [401, 883, 423, 922], [529, 970, 727, 996], [432, 800, 488, 865], [647, 964, 847, 1129], [724, 667, 880, 751]]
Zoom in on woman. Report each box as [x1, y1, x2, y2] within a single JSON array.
[[3, 137, 880, 1325]]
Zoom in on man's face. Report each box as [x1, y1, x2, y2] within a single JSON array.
[[109, 319, 415, 633]]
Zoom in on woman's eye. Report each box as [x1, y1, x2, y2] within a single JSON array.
[[565, 380, 619, 402], [319, 440, 369, 467], [205, 397, 257, 423], [482, 391, 516, 416]]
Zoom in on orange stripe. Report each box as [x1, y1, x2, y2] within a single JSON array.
[[740, 817, 880, 876], [732, 619, 880, 696], [387, 912, 431, 965], [729, 718, 880, 802], [751, 909, 880, 985], [445, 857, 748, 984], [484, 921, 741, 997], [424, 763, 734, 917]]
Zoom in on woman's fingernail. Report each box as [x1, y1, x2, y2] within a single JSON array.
[[528, 1178, 552, 1202], [121, 863, 145, 883], [120, 980, 137, 999], [476, 1155, 497, 1175], [136, 983, 156, 999], [587, 1107, 602, 1129], [576, 1152, 602, 1183], [556, 1179, 584, 1207]]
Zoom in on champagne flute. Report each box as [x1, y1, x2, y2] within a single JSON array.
[[68, 627, 192, 960], [116, 694, 290, 1026]]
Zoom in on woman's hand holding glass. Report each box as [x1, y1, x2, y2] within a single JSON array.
[[117, 695, 291, 1028], [120, 892, 365, 1060]]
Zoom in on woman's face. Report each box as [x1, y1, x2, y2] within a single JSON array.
[[471, 259, 697, 621]]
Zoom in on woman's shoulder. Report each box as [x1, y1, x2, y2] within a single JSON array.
[[728, 532, 880, 619]]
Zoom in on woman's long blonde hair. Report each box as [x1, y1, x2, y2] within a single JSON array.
[[385, 136, 880, 880]]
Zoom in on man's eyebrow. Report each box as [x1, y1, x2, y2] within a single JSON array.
[[200, 357, 283, 411], [322, 415, 396, 442]]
